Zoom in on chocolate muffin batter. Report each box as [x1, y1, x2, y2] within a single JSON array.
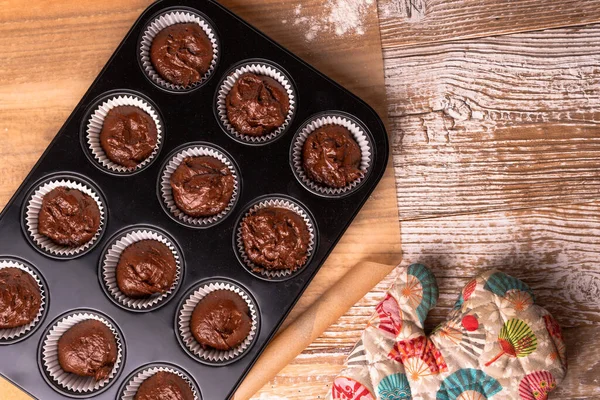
[[170, 156, 235, 217], [100, 106, 158, 168], [190, 290, 251, 351], [302, 125, 363, 188], [240, 207, 310, 271], [0, 268, 41, 329], [225, 73, 290, 137], [58, 320, 117, 381], [38, 187, 101, 247], [116, 240, 177, 298], [135, 371, 194, 400], [150, 23, 213, 87]]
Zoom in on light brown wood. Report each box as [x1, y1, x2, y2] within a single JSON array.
[[0, 377, 31, 400], [0, 0, 400, 399], [378, 0, 600, 50], [385, 24, 600, 220]]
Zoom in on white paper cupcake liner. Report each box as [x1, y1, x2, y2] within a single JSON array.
[[160, 145, 240, 228], [0, 259, 46, 342], [86, 94, 163, 173], [41, 312, 124, 394], [291, 114, 373, 196], [216, 62, 296, 144], [235, 198, 316, 279], [177, 281, 258, 363], [120, 364, 200, 400], [140, 9, 219, 91], [101, 229, 182, 311], [24, 178, 106, 257]]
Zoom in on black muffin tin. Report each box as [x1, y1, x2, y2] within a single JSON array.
[[0, 0, 388, 399]]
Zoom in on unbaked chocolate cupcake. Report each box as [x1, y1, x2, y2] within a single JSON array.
[[100, 106, 158, 168], [302, 125, 362, 188], [240, 207, 309, 272], [0, 268, 41, 329], [190, 290, 252, 351], [118, 364, 200, 400], [291, 114, 373, 197], [116, 240, 177, 299], [85, 93, 164, 174], [235, 198, 316, 280], [41, 311, 124, 395], [225, 73, 290, 137], [0, 259, 47, 343], [135, 371, 195, 400], [140, 10, 219, 91], [159, 144, 240, 228], [58, 320, 117, 381], [216, 62, 296, 144], [169, 156, 235, 218], [38, 187, 101, 247], [177, 281, 259, 363], [150, 23, 214, 87], [101, 228, 183, 312]]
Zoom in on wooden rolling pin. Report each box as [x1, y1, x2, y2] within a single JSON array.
[[233, 261, 398, 400]]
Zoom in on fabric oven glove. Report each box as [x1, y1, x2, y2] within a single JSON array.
[[328, 264, 568, 400]]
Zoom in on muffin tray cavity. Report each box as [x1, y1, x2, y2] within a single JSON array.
[[0, 1, 388, 399]]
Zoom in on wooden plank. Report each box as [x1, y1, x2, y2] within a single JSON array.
[[0, 377, 31, 400], [378, 0, 600, 50], [400, 202, 600, 329], [254, 7, 600, 400], [255, 201, 600, 398], [385, 24, 600, 220]]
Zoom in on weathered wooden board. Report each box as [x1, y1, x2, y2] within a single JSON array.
[[385, 24, 600, 220], [378, 0, 600, 50], [400, 202, 600, 330]]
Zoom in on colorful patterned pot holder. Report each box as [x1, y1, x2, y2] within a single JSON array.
[[328, 265, 568, 400]]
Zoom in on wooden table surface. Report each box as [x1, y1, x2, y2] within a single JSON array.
[[2, 0, 600, 399]]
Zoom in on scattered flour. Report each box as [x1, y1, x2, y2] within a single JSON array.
[[285, 0, 375, 42]]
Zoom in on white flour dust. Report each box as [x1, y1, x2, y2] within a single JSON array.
[[288, 0, 374, 42]]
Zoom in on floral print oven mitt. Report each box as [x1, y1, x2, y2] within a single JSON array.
[[328, 264, 567, 400]]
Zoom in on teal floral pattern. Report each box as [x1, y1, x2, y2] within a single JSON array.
[[378, 373, 412, 399]]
